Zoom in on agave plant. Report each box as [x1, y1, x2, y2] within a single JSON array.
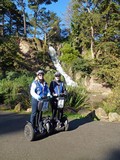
[[65, 86, 88, 112]]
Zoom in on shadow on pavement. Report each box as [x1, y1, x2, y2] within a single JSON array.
[[0, 111, 30, 135], [68, 110, 100, 131], [0, 110, 97, 135], [68, 116, 94, 131], [105, 148, 120, 160]]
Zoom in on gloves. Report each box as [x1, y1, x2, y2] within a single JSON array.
[[47, 95, 52, 99], [60, 93, 67, 96], [53, 93, 58, 97], [49, 95, 52, 98], [37, 96, 41, 101]]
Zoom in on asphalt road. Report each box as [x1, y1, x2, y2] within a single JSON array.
[[0, 111, 120, 160]]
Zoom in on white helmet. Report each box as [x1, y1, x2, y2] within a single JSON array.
[[36, 70, 44, 75], [54, 72, 61, 77]]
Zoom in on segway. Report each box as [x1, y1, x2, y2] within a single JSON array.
[[53, 95, 69, 132], [24, 97, 52, 141]]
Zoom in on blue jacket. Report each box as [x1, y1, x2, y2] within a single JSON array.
[[30, 80, 50, 100], [49, 80, 66, 96]]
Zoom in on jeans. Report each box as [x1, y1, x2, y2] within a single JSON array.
[[30, 97, 38, 127]]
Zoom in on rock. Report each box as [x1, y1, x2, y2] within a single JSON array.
[[26, 108, 32, 113], [95, 107, 108, 121], [14, 103, 22, 112], [19, 40, 30, 54], [108, 112, 120, 122]]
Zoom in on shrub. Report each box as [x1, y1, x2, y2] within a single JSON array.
[[102, 85, 120, 114], [95, 55, 120, 88], [72, 58, 95, 75], [65, 86, 88, 112], [0, 74, 33, 109]]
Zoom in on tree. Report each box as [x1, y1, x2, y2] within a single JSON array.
[[70, 0, 120, 59], [28, 0, 58, 38], [41, 11, 61, 43], [0, 37, 20, 77], [96, 0, 120, 57], [0, 0, 14, 36], [0, 0, 4, 36], [0, 0, 26, 36], [70, 0, 102, 59], [28, 0, 58, 5], [15, 0, 27, 37]]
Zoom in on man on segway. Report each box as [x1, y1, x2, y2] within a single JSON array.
[[49, 72, 68, 130]]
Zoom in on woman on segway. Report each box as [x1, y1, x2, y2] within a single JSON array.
[[30, 70, 51, 130], [49, 72, 67, 126]]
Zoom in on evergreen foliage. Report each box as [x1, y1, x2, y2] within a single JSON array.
[[59, 43, 79, 64], [70, 0, 120, 59], [72, 58, 95, 75], [0, 37, 20, 77]]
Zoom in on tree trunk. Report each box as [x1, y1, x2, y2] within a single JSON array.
[[91, 26, 94, 59], [0, 7, 4, 36], [87, 7, 95, 59], [23, 12, 26, 37]]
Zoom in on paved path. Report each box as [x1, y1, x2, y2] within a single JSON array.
[[0, 111, 120, 160]]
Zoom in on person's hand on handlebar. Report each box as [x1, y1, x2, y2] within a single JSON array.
[[37, 96, 42, 101], [47, 95, 52, 99], [53, 93, 58, 97]]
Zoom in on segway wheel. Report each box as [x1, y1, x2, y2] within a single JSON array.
[[64, 119, 69, 131], [24, 122, 35, 141]]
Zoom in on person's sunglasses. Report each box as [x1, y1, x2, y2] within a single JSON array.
[[38, 74, 43, 76]]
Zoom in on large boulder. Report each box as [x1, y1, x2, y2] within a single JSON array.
[[108, 112, 120, 122], [95, 107, 108, 121]]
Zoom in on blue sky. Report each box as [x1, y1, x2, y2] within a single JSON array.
[[42, 0, 70, 21]]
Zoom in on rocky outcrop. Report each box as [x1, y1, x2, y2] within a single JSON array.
[[85, 76, 112, 94], [19, 39, 30, 54], [84, 76, 112, 106], [19, 38, 43, 54]]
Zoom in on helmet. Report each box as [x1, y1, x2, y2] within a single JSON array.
[[54, 72, 61, 77], [36, 70, 44, 75]]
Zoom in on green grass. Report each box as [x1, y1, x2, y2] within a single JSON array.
[[64, 112, 85, 119]]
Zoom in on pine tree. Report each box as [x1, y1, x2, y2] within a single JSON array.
[[70, 0, 120, 59], [70, 0, 102, 59]]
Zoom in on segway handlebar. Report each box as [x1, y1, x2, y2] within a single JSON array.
[[53, 93, 66, 98]]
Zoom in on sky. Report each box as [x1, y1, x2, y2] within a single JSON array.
[[42, 0, 71, 22], [24, 0, 71, 38]]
